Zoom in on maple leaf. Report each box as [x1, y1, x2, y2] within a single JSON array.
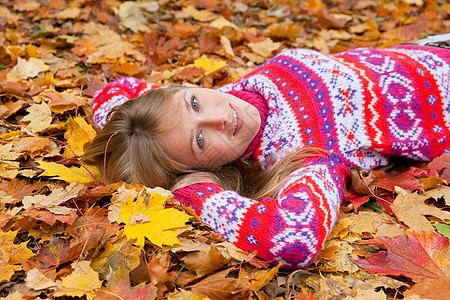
[[25, 268, 57, 290], [194, 55, 227, 75], [354, 231, 450, 282], [247, 38, 281, 58], [239, 263, 282, 291], [38, 161, 98, 183], [63, 116, 97, 157], [391, 191, 450, 232], [53, 261, 103, 299], [20, 102, 52, 133], [11, 136, 50, 158], [189, 268, 250, 299], [119, 190, 190, 247], [91, 235, 141, 279], [182, 5, 219, 22], [181, 244, 231, 277], [168, 289, 209, 300], [96, 266, 157, 300], [0, 230, 35, 283]]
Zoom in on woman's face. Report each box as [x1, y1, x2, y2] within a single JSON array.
[[159, 88, 261, 169]]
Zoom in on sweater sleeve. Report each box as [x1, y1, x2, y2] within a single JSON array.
[[173, 156, 348, 268], [92, 77, 162, 128]]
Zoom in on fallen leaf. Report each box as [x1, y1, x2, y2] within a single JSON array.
[[53, 261, 103, 299], [91, 235, 141, 279], [182, 5, 219, 22], [25, 268, 57, 290], [247, 38, 281, 58], [189, 268, 250, 299], [0, 230, 35, 283], [38, 161, 98, 183], [12, 136, 50, 158], [354, 230, 450, 282], [62, 116, 97, 157], [194, 55, 227, 75], [120, 191, 190, 247], [21, 102, 53, 133], [22, 182, 84, 209], [181, 244, 231, 277], [96, 266, 157, 299], [391, 191, 450, 232]]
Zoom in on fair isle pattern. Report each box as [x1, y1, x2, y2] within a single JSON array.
[[94, 45, 450, 268], [189, 45, 450, 268]]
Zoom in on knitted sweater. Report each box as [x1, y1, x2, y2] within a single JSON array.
[[92, 45, 450, 268]]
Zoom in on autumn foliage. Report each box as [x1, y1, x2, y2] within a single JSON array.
[[1, 0, 450, 299]]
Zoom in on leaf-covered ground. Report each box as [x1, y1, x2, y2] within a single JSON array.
[[1, 0, 450, 299]]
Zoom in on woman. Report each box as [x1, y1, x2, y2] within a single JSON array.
[[82, 36, 450, 268]]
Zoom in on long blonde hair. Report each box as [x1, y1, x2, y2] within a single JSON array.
[[82, 87, 324, 200]]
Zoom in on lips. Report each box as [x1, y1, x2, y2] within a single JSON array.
[[229, 104, 243, 136]]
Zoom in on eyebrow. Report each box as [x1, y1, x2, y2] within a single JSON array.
[[183, 91, 195, 156]]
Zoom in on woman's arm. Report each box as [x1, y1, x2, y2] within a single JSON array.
[[173, 157, 348, 268]]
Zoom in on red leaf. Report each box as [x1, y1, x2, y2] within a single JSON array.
[[353, 231, 450, 282], [428, 153, 450, 172], [373, 171, 424, 193], [344, 189, 370, 213], [408, 167, 439, 178]]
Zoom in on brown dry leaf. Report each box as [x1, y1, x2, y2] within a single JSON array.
[[239, 263, 281, 291], [8, 57, 49, 80], [11, 136, 50, 158], [247, 38, 281, 58], [56, 7, 82, 20], [404, 276, 450, 300], [83, 22, 145, 63], [0, 177, 46, 205], [266, 19, 302, 40], [22, 182, 84, 210], [0, 99, 26, 119], [117, 1, 155, 33], [181, 244, 231, 277], [96, 266, 157, 300], [391, 191, 450, 232], [189, 268, 250, 299], [425, 186, 450, 206], [182, 5, 219, 22], [25, 268, 57, 290], [21, 102, 52, 133], [91, 235, 141, 279]]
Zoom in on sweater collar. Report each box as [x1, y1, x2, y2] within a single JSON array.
[[224, 90, 268, 158]]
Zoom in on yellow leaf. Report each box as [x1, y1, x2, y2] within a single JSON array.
[[63, 116, 97, 158], [120, 191, 190, 247], [38, 161, 98, 183], [168, 289, 209, 300], [182, 5, 218, 22], [194, 55, 227, 75], [21, 102, 52, 133], [0, 130, 24, 141], [0, 230, 35, 283], [239, 263, 281, 291], [53, 261, 102, 300]]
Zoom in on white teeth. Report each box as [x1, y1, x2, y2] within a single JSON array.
[[231, 108, 237, 135]]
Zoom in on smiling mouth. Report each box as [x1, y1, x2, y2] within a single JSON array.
[[231, 107, 238, 135]]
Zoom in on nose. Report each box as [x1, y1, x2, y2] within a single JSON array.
[[199, 112, 227, 131]]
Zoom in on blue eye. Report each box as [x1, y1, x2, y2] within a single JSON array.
[[191, 95, 199, 111], [196, 131, 204, 149]]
